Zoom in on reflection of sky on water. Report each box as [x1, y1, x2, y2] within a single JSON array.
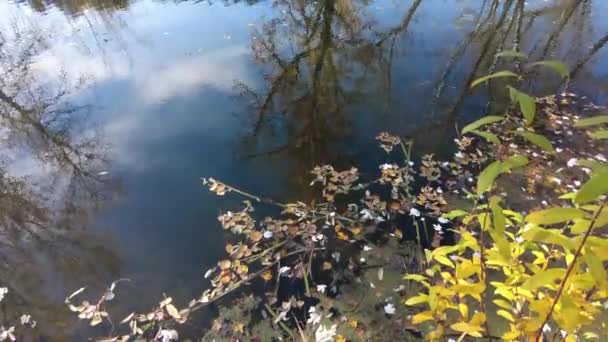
[[2, 0, 608, 331]]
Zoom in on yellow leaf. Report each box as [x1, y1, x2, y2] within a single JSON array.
[[249, 230, 263, 242], [493, 299, 511, 310], [403, 274, 426, 282], [434, 255, 455, 268], [350, 227, 361, 235], [502, 329, 520, 340], [522, 268, 565, 291], [261, 270, 273, 282], [336, 334, 347, 342], [525, 208, 587, 225], [497, 309, 514, 322], [405, 294, 429, 306], [571, 219, 591, 234], [411, 311, 434, 324], [337, 231, 349, 240], [348, 319, 358, 328], [394, 228, 403, 239], [458, 303, 469, 319], [166, 304, 181, 320]]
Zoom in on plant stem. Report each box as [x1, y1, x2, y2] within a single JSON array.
[[534, 204, 605, 341]]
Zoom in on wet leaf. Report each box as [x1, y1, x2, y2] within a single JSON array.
[[574, 115, 608, 128], [471, 70, 518, 89], [528, 60, 569, 78], [461, 115, 504, 134]]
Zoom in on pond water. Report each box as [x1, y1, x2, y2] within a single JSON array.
[[1, 0, 608, 338]]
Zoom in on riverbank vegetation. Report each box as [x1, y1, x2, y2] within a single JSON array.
[[57, 57, 608, 341]]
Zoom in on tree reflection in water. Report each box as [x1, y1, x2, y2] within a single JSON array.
[[237, 0, 608, 194], [0, 12, 121, 340]]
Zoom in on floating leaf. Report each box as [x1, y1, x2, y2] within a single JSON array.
[[528, 60, 569, 78], [472, 130, 501, 144], [461, 115, 504, 134], [526, 208, 586, 225], [589, 130, 608, 140], [249, 230, 263, 242], [574, 115, 608, 128], [508, 86, 536, 124], [471, 70, 519, 89], [575, 167, 608, 204], [516, 131, 554, 153], [496, 50, 528, 59]]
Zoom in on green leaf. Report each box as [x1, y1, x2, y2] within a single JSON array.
[[578, 159, 606, 172], [461, 115, 504, 134], [472, 130, 501, 144], [508, 87, 536, 124], [522, 227, 575, 250], [522, 268, 565, 291], [574, 115, 608, 128], [575, 167, 608, 204], [489, 196, 506, 234], [570, 219, 591, 234], [589, 130, 608, 140], [442, 210, 468, 220], [501, 155, 529, 172], [516, 131, 554, 153], [495, 50, 528, 59], [584, 249, 607, 287], [476, 161, 503, 196], [528, 60, 570, 78], [526, 208, 587, 225], [471, 70, 519, 89]]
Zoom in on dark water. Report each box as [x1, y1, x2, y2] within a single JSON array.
[[1, 0, 608, 338]]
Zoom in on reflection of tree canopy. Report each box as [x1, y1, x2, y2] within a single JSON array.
[[17, 0, 130, 15], [0, 16, 120, 340], [239, 0, 608, 157]]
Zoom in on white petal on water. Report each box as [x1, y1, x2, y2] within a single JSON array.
[[384, 303, 396, 315]]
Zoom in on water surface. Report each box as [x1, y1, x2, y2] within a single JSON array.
[[1, 0, 608, 338]]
